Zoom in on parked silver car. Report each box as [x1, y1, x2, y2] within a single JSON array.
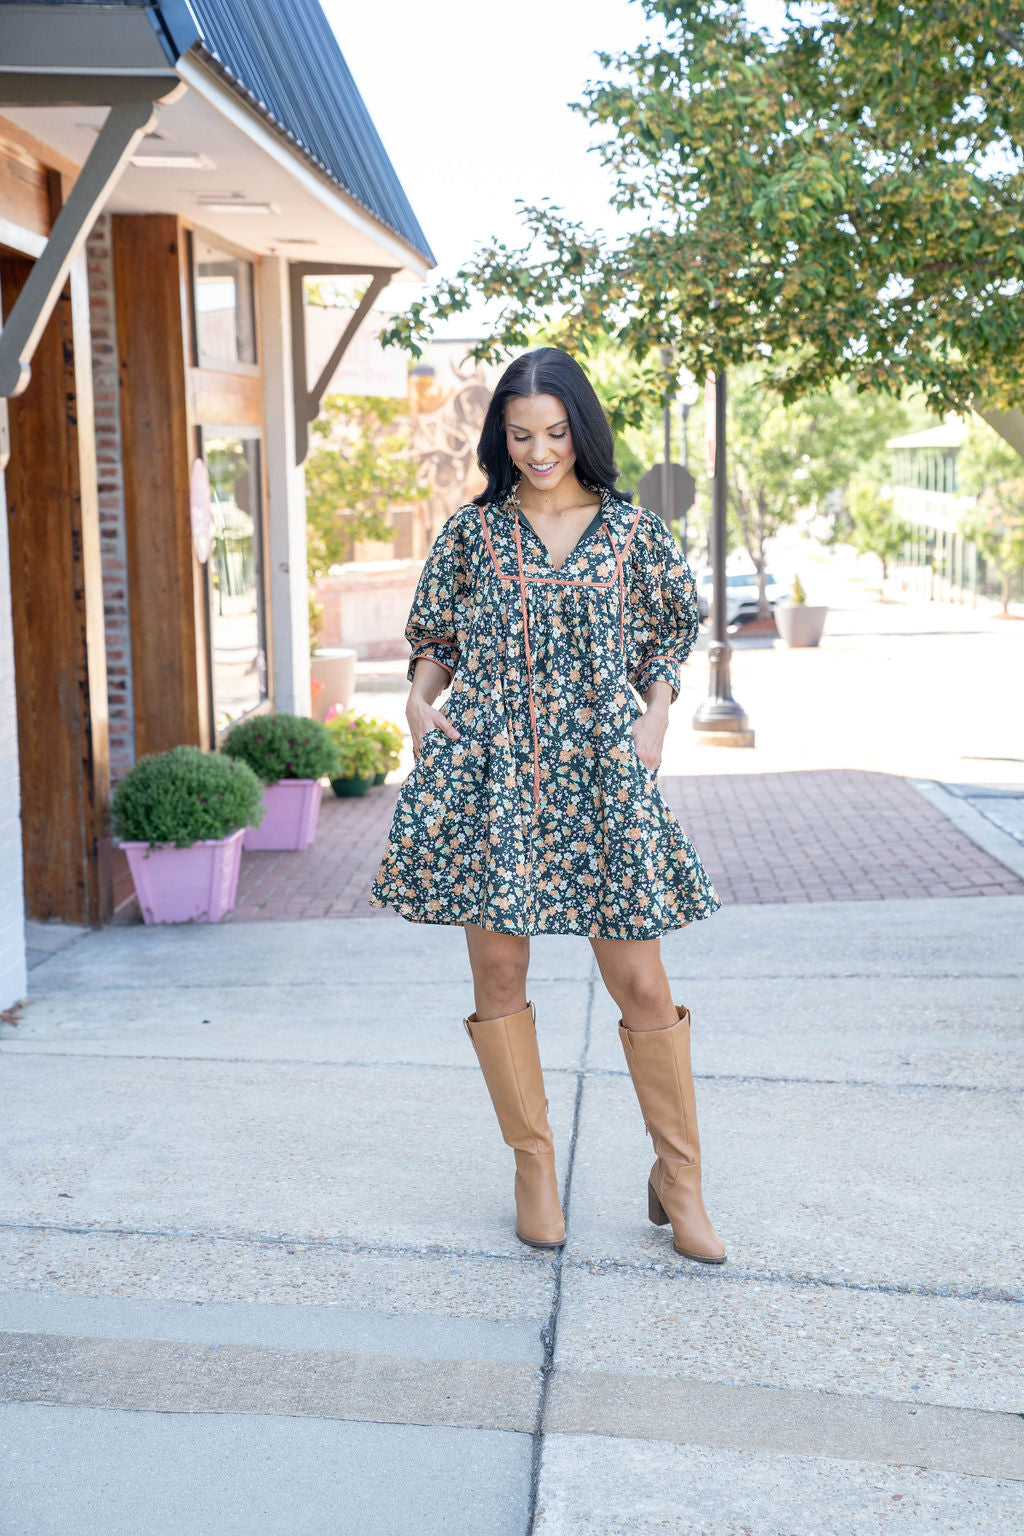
[[696, 570, 785, 626]]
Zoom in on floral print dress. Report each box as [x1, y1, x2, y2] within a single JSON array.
[[368, 483, 722, 939]]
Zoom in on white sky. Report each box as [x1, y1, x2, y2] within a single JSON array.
[[323, 0, 787, 314]]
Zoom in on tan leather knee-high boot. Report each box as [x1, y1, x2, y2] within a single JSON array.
[[463, 1001, 566, 1249], [618, 1004, 726, 1264]]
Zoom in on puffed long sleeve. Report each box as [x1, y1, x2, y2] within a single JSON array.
[[405, 508, 475, 684], [627, 512, 700, 704]]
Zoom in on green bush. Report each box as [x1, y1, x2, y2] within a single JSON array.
[[111, 746, 265, 849], [221, 711, 339, 784], [364, 715, 404, 772], [325, 710, 387, 779]]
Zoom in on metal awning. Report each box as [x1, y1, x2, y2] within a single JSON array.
[[0, 4, 197, 398], [0, 2, 432, 407]]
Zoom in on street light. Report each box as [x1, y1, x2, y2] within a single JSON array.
[[692, 369, 755, 748]]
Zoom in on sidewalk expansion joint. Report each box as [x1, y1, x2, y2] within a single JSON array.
[[566, 1255, 1024, 1305], [0, 1220, 555, 1272], [581, 1067, 1024, 1094], [4, 1051, 1019, 1099], [527, 970, 594, 1536], [1, 1219, 1019, 1306], [19, 965, 1024, 999]]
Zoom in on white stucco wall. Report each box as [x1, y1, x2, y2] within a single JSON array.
[[0, 466, 27, 1008], [259, 256, 311, 716]]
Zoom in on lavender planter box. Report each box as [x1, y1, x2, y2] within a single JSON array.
[[122, 829, 245, 925], [243, 778, 322, 851]]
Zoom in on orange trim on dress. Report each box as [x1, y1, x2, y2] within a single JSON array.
[[481, 500, 646, 809], [479, 502, 644, 589], [513, 515, 543, 806], [409, 644, 455, 681], [630, 654, 681, 692]]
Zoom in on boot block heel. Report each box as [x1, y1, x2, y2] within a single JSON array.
[[647, 1179, 670, 1226]]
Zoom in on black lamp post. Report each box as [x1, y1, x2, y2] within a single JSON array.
[[692, 369, 754, 747]]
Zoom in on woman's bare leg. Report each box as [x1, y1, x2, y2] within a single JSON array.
[[463, 921, 531, 1020], [589, 935, 678, 1029]]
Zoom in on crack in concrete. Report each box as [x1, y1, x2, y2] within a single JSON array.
[[526, 970, 595, 1536], [3, 1050, 1019, 1098], [0, 1219, 1019, 1306]]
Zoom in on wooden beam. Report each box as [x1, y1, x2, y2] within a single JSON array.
[[113, 213, 205, 757], [1, 248, 112, 923]]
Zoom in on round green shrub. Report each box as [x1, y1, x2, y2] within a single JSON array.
[[221, 711, 340, 785], [111, 746, 265, 849]]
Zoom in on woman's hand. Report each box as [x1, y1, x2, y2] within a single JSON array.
[[631, 682, 673, 772], [408, 701, 461, 758], [407, 658, 461, 758]]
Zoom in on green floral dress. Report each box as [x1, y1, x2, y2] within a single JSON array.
[[368, 483, 722, 938]]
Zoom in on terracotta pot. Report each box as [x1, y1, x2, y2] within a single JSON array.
[[310, 648, 358, 722], [121, 829, 245, 924], [243, 779, 322, 851], [330, 775, 375, 798], [775, 604, 828, 648]]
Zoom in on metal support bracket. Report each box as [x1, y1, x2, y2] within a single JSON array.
[[0, 76, 186, 398], [288, 262, 396, 465]]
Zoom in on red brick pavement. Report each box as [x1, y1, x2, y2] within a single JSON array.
[[206, 769, 1022, 923]]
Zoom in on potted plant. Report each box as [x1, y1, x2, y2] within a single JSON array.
[[366, 716, 404, 784], [221, 712, 340, 851], [325, 710, 386, 797], [111, 746, 264, 924], [774, 573, 829, 648], [310, 648, 359, 722]]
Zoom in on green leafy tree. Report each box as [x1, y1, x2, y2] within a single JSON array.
[[958, 426, 1024, 614], [382, 2, 1024, 420], [725, 372, 907, 612], [846, 481, 913, 582], [305, 394, 426, 578]]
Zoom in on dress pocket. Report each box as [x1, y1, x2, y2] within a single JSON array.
[[625, 728, 658, 783]]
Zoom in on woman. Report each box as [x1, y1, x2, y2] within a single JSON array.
[[369, 347, 725, 1264]]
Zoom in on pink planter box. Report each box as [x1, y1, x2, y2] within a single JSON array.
[[122, 828, 245, 925], [243, 778, 323, 851]]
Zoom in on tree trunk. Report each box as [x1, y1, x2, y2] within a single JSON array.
[[756, 490, 770, 617]]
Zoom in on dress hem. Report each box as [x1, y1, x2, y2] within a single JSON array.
[[366, 890, 722, 940]]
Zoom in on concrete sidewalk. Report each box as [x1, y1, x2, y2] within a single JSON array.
[[2, 895, 1023, 1533]]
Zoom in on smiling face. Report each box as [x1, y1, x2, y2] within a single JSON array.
[[504, 393, 578, 494]]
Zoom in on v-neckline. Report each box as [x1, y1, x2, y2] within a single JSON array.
[[514, 493, 607, 574]]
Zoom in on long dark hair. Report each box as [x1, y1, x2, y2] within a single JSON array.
[[472, 347, 629, 507]]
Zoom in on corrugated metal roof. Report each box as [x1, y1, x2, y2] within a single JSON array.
[[6, 0, 434, 264], [184, 0, 434, 264]]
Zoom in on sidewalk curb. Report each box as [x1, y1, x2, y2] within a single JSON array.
[[907, 778, 1024, 882]]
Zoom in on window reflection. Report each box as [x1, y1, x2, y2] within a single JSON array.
[[193, 234, 256, 366], [204, 434, 266, 731]]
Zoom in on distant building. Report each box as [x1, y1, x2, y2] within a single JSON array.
[[886, 419, 1022, 609]]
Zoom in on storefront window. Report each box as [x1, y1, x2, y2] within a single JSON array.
[[201, 432, 267, 731], [192, 233, 257, 367]]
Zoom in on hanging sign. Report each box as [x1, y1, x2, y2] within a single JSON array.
[[704, 373, 717, 478], [190, 456, 212, 564]]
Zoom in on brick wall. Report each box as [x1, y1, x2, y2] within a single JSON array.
[[313, 560, 422, 659], [86, 212, 135, 780], [0, 468, 27, 1007]]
